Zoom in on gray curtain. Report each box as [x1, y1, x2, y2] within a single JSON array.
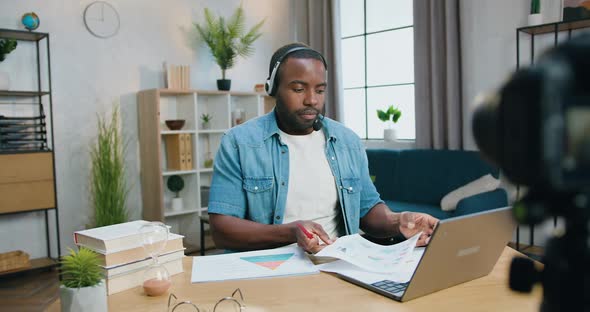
[[414, 0, 464, 149], [291, 0, 343, 121]]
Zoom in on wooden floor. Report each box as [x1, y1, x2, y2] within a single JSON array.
[[0, 267, 59, 312]]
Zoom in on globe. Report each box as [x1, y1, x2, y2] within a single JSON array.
[[21, 12, 39, 31]]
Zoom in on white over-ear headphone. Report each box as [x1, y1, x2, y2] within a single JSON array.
[[265, 46, 327, 96]]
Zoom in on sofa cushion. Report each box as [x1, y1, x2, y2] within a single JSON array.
[[440, 174, 501, 211]]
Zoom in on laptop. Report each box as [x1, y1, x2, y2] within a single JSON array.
[[332, 206, 516, 302]]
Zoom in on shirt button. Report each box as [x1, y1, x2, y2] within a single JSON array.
[[276, 216, 281, 220], [281, 182, 285, 186], [348, 187, 353, 191], [254, 186, 258, 190], [331, 156, 335, 160], [339, 186, 343, 189]]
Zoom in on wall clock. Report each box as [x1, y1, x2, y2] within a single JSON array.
[[83, 1, 120, 38]]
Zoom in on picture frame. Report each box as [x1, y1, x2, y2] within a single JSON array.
[[562, 0, 590, 21]]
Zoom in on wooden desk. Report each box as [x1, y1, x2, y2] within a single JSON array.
[[49, 247, 542, 311]]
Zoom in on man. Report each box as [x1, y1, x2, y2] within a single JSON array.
[[208, 43, 438, 253]]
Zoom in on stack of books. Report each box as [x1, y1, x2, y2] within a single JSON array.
[[73, 220, 185, 295]]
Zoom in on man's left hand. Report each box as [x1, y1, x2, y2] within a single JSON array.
[[399, 212, 438, 246]]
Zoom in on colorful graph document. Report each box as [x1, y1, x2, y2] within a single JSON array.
[[315, 233, 420, 273], [191, 245, 319, 283]]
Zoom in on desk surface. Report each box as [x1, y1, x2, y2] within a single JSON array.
[[50, 246, 541, 311]]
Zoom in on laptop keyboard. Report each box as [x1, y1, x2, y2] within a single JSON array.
[[371, 280, 409, 296]]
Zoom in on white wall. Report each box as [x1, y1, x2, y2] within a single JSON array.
[[0, 0, 295, 257]]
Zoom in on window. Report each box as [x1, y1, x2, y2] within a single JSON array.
[[339, 0, 415, 140]]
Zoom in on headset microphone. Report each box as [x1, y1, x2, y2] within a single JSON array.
[[312, 117, 323, 131]]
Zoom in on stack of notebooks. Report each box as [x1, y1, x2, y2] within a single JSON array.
[[73, 220, 185, 295]]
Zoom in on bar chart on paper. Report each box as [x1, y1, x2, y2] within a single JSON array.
[[191, 246, 319, 283]]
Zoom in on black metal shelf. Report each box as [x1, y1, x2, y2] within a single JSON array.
[[514, 18, 590, 252], [0, 29, 48, 41], [0, 28, 60, 262], [517, 17, 590, 35], [0, 90, 50, 97]]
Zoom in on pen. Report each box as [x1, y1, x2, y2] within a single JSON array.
[[296, 223, 314, 240]]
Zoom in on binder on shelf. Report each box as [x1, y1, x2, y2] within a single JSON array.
[[165, 133, 192, 171]]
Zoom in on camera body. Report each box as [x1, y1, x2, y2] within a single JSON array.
[[472, 34, 590, 311]]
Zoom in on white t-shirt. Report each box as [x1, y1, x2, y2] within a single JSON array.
[[279, 129, 343, 239]]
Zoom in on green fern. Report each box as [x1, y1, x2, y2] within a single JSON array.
[[91, 106, 128, 227], [195, 5, 265, 79], [60, 248, 103, 288]]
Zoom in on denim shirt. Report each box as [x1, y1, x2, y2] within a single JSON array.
[[208, 110, 383, 235]]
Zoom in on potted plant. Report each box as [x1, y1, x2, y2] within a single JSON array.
[[0, 39, 17, 90], [90, 106, 129, 227], [60, 247, 107, 312], [528, 0, 542, 25], [377, 105, 402, 142], [201, 113, 213, 130], [194, 5, 265, 91], [167, 175, 184, 211]]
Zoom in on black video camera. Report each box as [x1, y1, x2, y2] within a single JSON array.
[[472, 34, 590, 311]]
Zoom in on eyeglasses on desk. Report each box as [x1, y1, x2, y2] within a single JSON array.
[[167, 288, 246, 312]]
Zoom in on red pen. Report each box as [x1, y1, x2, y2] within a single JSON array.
[[296, 223, 314, 239]]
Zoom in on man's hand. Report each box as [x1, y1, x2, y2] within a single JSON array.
[[292, 221, 333, 253], [399, 212, 438, 246]]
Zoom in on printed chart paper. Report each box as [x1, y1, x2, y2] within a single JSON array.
[[191, 245, 319, 283], [317, 247, 426, 284], [315, 233, 420, 273]]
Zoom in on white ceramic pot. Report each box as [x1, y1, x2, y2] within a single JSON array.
[[60, 281, 107, 312], [0, 72, 9, 90], [528, 13, 542, 26], [171, 197, 183, 211], [383, 128, 397, 142]]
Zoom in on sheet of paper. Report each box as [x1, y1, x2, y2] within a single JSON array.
[[191, 245, 319, 283], [315, 233, 420, 273], [317, 247, 426, 284]]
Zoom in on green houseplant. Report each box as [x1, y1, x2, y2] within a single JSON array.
[[377, 105, 402, 142], [200, 113, 213, 129], [528, 0, 542, 25], [90, 106, 129, 227], [167, 175, 185, 211], [59, 247, 107, 312], [0, 39, 17, 90], [195, 5, 265, 91], [0, 39, 17, 62]]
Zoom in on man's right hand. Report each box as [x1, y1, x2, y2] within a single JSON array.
[[292, 221, 333, 253]]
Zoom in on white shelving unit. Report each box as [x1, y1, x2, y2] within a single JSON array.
[[137, 89, 272, 250]]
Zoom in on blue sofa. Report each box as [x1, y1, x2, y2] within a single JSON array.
[[366, 149, 508, 220]]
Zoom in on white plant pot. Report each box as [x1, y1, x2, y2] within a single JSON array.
[[0, 72, 9, 90], [383, 128, 397, 142], [60, 281, 107, 312], [171, 197, 183, 211], [528, 13, 542, 26]]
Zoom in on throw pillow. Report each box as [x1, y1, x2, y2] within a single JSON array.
[[440, 174, 501, 211]]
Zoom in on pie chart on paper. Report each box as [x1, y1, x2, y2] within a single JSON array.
[[240, 253, 295, 270]]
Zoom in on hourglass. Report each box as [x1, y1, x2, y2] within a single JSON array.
[[139, 222, 171, 296]]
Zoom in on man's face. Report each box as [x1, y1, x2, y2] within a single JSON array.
[[274, 57, 327, 135]]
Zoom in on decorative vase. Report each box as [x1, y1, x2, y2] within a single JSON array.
[[171, 197, 183, 211], [217, 79, 231, 91], [383, 128, 396, 142], [527, 13, 542, 26], [202, 122, 210, 130], [0, 72, 9, 90], [59, 281, 107, 312]]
